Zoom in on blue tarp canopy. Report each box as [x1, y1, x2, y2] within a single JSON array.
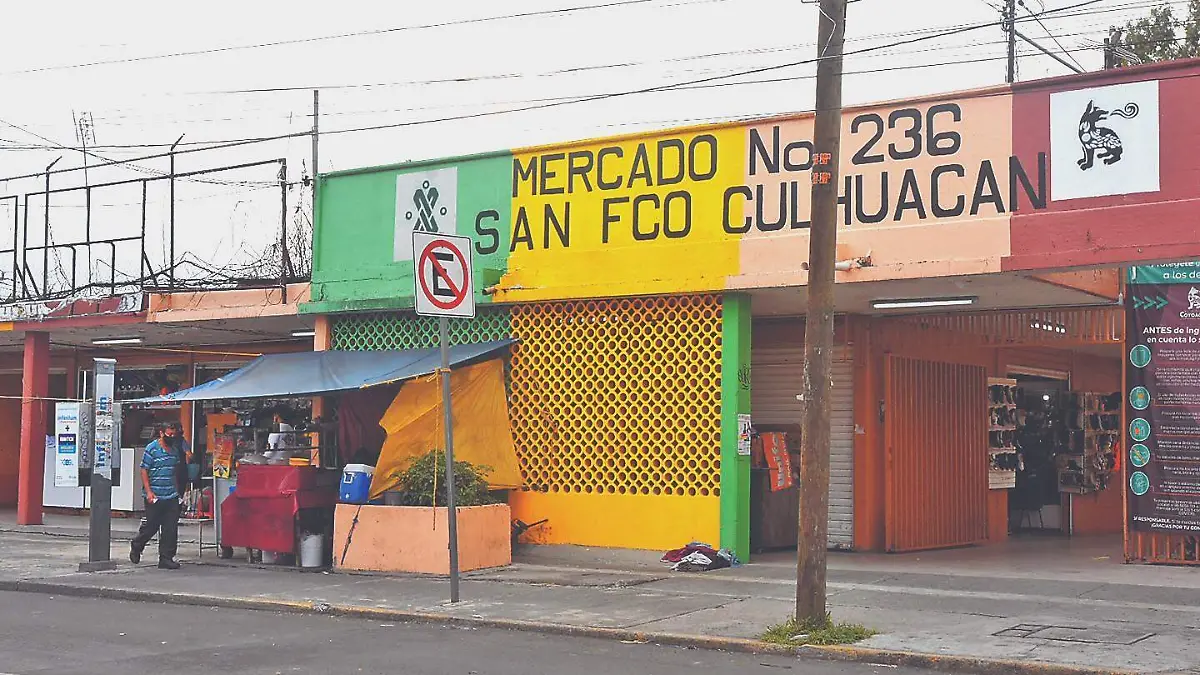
[[135, 339, 516, 402]]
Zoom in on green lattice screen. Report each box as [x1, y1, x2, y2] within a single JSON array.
[[331, 308, 512, 350]]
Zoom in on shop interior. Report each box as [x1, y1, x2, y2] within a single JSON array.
[[994, 371, 1121, 540]]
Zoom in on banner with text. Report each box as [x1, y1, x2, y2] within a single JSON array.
[[1127, 263, 1200, 533]]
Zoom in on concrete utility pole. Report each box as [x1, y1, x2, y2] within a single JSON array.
[[797, 0, 847, 625], [1005, 0, 1017, 83]]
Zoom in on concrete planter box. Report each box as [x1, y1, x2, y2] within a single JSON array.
[[333, 503, 511, 574]]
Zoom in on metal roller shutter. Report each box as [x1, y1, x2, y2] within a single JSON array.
[[751, 345, 855, 550]]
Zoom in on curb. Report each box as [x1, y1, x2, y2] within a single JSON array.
[[0, 578, 1133, 675], [0, 526, 203, 545]]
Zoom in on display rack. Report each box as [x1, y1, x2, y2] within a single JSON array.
[[1057, 392, 1120, 494], [988, 378, 1020, 490]]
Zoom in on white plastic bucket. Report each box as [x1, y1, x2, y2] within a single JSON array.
[[300, 533, 324, 569]]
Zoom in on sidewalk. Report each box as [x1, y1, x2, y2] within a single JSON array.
[[1, 525, 1198, 674]]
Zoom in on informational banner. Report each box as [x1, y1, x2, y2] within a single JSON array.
[[93, 359, 116, 480], [1126, 265, 1200, 533], [53, 403, 81, 487]]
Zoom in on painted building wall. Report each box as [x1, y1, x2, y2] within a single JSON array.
[[308, 59, 1200, 314], [0, 374, 22, 505], [855, 319, 1125, 550]]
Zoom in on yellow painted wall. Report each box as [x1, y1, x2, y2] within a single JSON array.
[[510, 491, 719, 550], [504, 128, 746, 301]]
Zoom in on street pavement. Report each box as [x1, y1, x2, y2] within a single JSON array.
[[0, 591, 936, 675], [2, 521, 1200, 673]]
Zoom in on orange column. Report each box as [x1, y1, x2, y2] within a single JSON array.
[[312, 316, 331, 464], [17, 331, 49, 525], [852, 316, 885, 551]]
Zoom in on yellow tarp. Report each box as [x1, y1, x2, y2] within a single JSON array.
[[369, 358, 522, 498]]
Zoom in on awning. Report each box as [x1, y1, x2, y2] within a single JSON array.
[[135, 339, 516, 402]]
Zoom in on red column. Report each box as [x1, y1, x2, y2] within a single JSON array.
[[17, 331, 49, 525]]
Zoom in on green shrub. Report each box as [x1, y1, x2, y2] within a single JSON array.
[[392, 450, 499, 507]]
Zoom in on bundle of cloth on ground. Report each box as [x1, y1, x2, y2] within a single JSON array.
[[661, 542, 741, 572], [369, 358, 522, 498]]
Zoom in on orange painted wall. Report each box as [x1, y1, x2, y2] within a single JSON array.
[[988, 490, 1009, 542], [334, 503, 512, 574], [1067, 487, 1124, 536], [855, 318, 1124, 551], [852, 318, 884, 552], [0, 375, 22, 506]]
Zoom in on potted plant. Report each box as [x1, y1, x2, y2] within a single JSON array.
[[333, 450, 512, 574]]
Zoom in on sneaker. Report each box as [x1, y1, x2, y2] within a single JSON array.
[[129, 546, 142, 565], [158, 559, 181, 570]]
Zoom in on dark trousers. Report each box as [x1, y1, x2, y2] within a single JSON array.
[[132, 497, 180, 562]]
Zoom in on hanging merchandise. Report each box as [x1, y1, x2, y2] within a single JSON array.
[[761, 432, 794, 491], [1057, 392, 1121, 494], [987, 378, 1020, 489]]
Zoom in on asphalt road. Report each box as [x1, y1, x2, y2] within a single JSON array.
[[0, 591, 944, 675]]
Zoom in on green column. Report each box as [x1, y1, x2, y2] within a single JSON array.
[[720, 293, 751, 561]]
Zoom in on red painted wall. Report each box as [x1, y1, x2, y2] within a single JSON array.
[[0, 375, 22, 506], [1008, 60, 1200, 270]]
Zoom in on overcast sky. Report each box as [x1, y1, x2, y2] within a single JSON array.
[[0, 0, 1174, 294]]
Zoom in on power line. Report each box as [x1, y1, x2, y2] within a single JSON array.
[[4, 24, 1185, 164], [1019, 0, 1088, 71], [0, 0, 1126, 183], [0, 0, 721, 77], [0, 115, 277, 188], [313, 0, 1108, 138]]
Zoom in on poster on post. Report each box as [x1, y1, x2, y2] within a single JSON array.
[[53, 403, 81, 488], [1126, 262, 1200, 533], [212, 433, 235, 479]]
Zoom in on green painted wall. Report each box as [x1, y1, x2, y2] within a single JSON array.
[[305, 154, 512, 315], [720, 293, 752, 561]]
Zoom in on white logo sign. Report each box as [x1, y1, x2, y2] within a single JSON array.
[[395, 168, 458, 262], [1189, 287, 1200, 311], [1050, 80, 1160, 201], [413, 232, 475, 319]]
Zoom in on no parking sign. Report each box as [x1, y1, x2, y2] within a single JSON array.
[[413, 232, 475, 319]]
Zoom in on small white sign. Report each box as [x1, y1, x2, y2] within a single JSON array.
[[737, 414, 753, 456], [395, 168, 458, 262], [413, 232, 476, 319], [1050, 80, 1160, 201]]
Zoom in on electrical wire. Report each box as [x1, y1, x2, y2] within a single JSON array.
[[1019, 0, 1089, 71], [0, 0, 1161, 184], [0, 115, 277, 189], [0, 0, 723, 77]]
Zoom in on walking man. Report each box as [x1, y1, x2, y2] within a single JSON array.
[[130, 424, 182, 569]]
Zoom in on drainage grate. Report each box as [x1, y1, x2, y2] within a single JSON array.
[[994, 624, 1052, 639], [994, 624, 1155, 645]]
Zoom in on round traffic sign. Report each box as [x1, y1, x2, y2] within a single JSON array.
[[417, 239, 469, 311]]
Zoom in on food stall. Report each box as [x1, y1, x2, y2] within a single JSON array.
[[134, 340, 515, 569]]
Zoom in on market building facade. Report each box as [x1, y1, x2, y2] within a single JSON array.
[[305, 59, 1200, 562], [1, 285, 316, 524]]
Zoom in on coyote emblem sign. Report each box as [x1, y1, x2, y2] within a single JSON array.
[[1076, 100, 1139, 170]]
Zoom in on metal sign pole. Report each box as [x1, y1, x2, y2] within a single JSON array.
[[440, 315, 461, 602], [81, 357, 117, 572], [413, 231, 474, 604]]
